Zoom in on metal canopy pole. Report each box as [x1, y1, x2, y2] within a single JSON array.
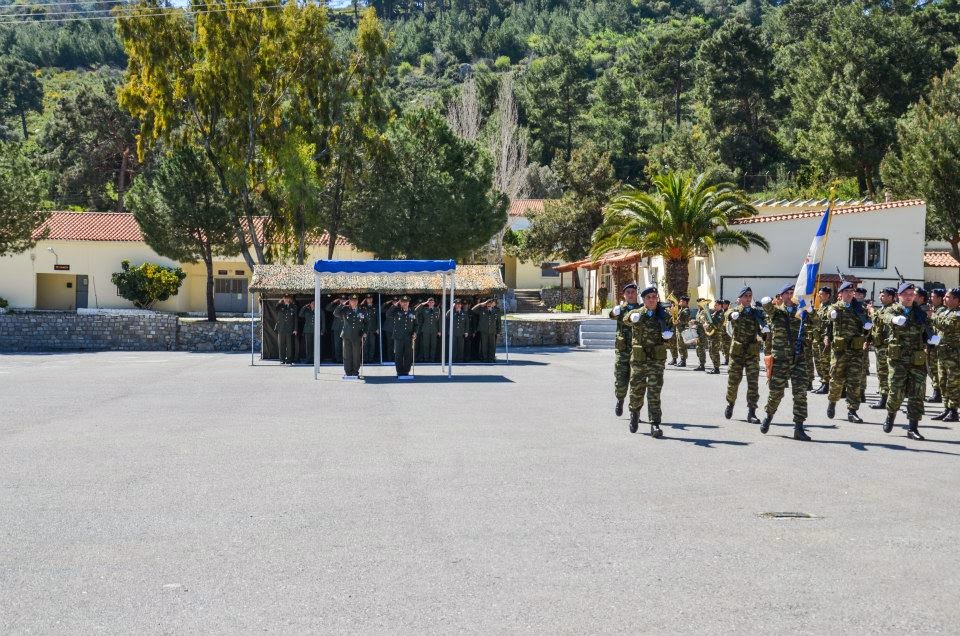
[[448, 270, 456, 378], [314, 274, 321, 380], [378, 292, 384, 366], [440, 272, 447, 375], [250, 291, 255, 366], [503, 292, 510, 364]]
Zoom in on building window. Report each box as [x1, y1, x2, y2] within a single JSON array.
[[649, 267, 660, 287], [697, 260, 708, 286], [849, 239, 887, 269], [541, 262, 559, 277]]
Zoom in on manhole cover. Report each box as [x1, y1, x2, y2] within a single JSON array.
[[759, 512, 821, 519]]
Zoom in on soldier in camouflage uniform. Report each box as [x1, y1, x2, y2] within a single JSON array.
[[928, 288, 946, 404], [855, 287, 870, 403], [333, 293, 368, 378], [870, 287, 896, 410], [723, 287, 768, 424], [671, 296, 691, 367], [931, 288, 960, 422], [812, 286, 833, 394], [387, 296, 418, 377], [624, 286, 672, 438], [760, 284, 812, 441], [883, 282, 940, 440], [695, 299, 722, 373], [826, 281, 873, 422], [720, 299, 732, 365], [275, 294, 298, 365], [609, 283, 641, 416]]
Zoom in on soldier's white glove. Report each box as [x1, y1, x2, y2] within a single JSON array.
[[730, 311, 740, 320], [612, 305, 621, 316], [761, 296, 772, 305], [829, 309, 838, 320], [760, 326, 770, 334], [630, 313, 640, 323], [662, 330, 673, 340], [928, 334, 941, 345], [863, 321, 873, 330], [893, 315, 907, 327]]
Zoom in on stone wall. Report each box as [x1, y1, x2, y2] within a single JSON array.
[[498, 317, 581, 347], [540, 287, 584, 309], [0, 312, 179, 352], [177, 318, 261, 352]]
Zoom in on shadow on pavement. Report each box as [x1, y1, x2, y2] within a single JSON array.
[[666, 423, 721, 430], [654, 434, 751, 448], [362, 375, 514, 384], [794, 438, 960, 456]]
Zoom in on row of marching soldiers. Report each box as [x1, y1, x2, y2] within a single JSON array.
[[274, 293, 503, 378], [609, 280, 954, 442]]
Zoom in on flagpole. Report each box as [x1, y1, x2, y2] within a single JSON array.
[[813, 190, 836, 310]]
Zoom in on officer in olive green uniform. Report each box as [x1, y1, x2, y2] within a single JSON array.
[[275, 294, 298, 364], [928, 288, 946, 404], [387, 296, 417, 377], [812, 287, 834, 394], [932, 288, 960, 422], [446, 299, 471, 362], [826, 281, 873, 422], [883, 282, 939, 440], [333, 293, 368, 378], [624, 286, 672, 438], [696, 299, 723, 373], [298, 300, 321, 364], [724, 287, 769, 424], [671, 296, 691, 367], [760, 284, 811, 440], [325, 296, 347, 363], [472, 299, 502, 362], [609, 283, 641, 416], [870, 287, 896, 410], [360, 294, 380, 363], [416, 298, 441, 362], [381, 297, 396, 362]]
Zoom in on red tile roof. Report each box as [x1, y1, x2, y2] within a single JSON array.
[[509, 199, 549, 218], [33, 211, 349, 246], [924, 251, 960, 268], [731, 199, 925, 225]]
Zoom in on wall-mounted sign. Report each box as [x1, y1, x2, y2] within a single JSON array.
[[54, 264, 70, 271]]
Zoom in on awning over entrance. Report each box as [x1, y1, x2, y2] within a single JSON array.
[[250, 263, 506, 295]]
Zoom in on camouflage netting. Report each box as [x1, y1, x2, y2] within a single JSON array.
[[250, 263, 506, 295]]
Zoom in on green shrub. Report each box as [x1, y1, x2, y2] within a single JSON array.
[[494, 55, 511, 71], [0, 296, 8, 309], [111, 260, 186, 309], [552, 303, 581, 312], [397, 61, 413, 77]]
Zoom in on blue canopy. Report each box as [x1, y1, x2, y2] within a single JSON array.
[[314, 259, 456, 274]]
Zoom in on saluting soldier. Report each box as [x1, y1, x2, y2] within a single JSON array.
[[723, 287, 769, 424], [325, 296, 347, 363], [609, 283, 641, 416], [387, 296, 418, 377], [333, 293, 368, 379], [360, 294, 380, 363], [672, 296, 691, 367], [720, 299, 732, 365], [275, 294, 298, 365], [882, 282, 940, 439], [812, 286, 834, 394], [624, 286, 672, 438], [932, 288, 960, 422], [870, 287, 896, 410], [928, 288, 947, 404], [298, 300, 321, 364], [472, 298, 502, 363], [696, 299, 723, 374], [760, 284, 812, 441], [381, 296, 397, 362], [825, 281, 873, 422], [446, 299, 471, 362], [415, 297, 441, 362]]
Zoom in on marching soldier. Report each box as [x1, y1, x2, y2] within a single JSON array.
[[333, 293, 368, 378], [472, 298, 502, 362], [724, 287, 769, 424], [812, 286, 833, 394], [387, 296, 417, 377], [672, 296, 691, 367], [609, 283, 641, 416], [696, 299, 723, 373], [870, 287, 896, 410], [720, 299, 732, 365], [760, 284, 812, 440], [928, 288, 946, 403], [275, 294, 298, 365], [447, 299, 471, 362], [325, 296, 347, 363], [361, 294, 380, 363], [932, 288, 960, 422], [856, 287, 871, 402], [415, 297, 441, 362], [624, 286, 673, 438], [298, 300, 322, 364], [883, 282, 940, 439], [825, 281, 872, 422]]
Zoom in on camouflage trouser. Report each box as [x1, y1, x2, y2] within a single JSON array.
[[887, 357, 927, 420], [726, 343, 760, 408], [721, 331, 731, 362], [614, 338, 632, 399], [814, 338, 830, 383], [828, 348, 864, 411], [938, 344, 960, 408], [695, 326, 707, 366], [875, 347, 889, 394], [928, 347, 940, 391], [804, 342, 814, 389], [671, 331, 686, 361], [766, 353, 809, 423], [629, 345, 667, 422], [860, 348, 870, 390]]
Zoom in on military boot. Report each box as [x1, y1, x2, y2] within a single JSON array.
[[826, 402, 836, 419], [724, 403, 734, 420], [871, 394, 887, 410], [669, 358, 677, 366], [926, 389, 942, 403], [650, 422, 663, 439], [615, 398, 624, 417], [746, 407, 761, 424], [710, 367, 721, 374], [629, 410, 639, 434], [677, 359, 686, 368], [931, 408, 950, 421], [883, 412, 895, 434], [860, 391, 866, 403], [907, 420, 925, 441], [695, 363, 705, 371], [813, 382, 829, 395], [944, 409, 959, 422], [793, 421, 811, 441], [760, 413, 773, 435], [847, 410, 863, 424]]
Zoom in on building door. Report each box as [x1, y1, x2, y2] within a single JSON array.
[[214, 278, 248, 313], [75, 275, 89, 309]]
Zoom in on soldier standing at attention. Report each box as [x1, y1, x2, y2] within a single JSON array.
[[609, 283, 641, 416], [325, 296, 347, 363], [387, 296, 418, 377], [361, 294, 380, 363], [275, 294, 298, 365], [825, 281, 873, 422], [928, 288, 947, 404], [812, 286, 834, 394], [472, 298, 501, 362], [697, 299, 723, 374], [415, 297, 441, 362], [381, 296, 397, 362], [298, 300, 321, 364], [883, 282, 941, 439], [760, 284, 812, 440], [673, 296, 691, 367], [724, 287, 769, 424], [624, 287, 673, 438], [870, 287, 896, 410], [720, 299, 732, 365], [597, 282, 609, 311], [333, 293, 368, 379], [932, 288, 960, 422], [447, 299, 471, 362]]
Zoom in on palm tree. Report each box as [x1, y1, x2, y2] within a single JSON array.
[[591, 172, 769, 298]]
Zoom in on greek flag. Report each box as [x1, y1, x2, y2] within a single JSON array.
[[794, 203, 832, 312]]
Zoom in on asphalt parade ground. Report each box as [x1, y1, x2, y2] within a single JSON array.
[[2, 348, 959, 633]]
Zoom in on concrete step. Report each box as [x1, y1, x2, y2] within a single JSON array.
[[579, 321, 617, 332], [580, 339, 616, 348]]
